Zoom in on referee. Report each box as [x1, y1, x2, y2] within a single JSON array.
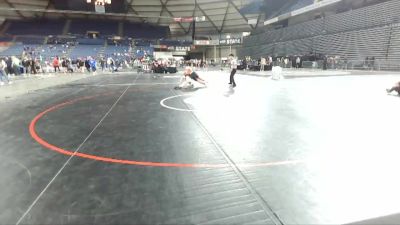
[[228, 54, 237, 88]]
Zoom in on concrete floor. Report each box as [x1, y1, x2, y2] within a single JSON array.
[[1, 70, 400, 224]]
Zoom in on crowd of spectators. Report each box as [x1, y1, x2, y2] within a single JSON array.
[[2, 36, 382, 87], [0, 45, 183, 87]]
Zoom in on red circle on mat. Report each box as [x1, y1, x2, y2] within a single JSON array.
[[29, 93, 302, 168]]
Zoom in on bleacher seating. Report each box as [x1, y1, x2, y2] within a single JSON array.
[[133, 39, 155, 47], [0, 36, 13, 42], [5, 20, 64, 35], [0, 30, 146, 60], [239, 0, 400, 63], [0, 43, 24, 57], [40, 44, 69, 60], [0, 44, 42, 58], [69, 20, 118, 36], [387, 25, 400, 60], [77, 38, 104, 45], [69, 45, 102, 59], [103, 45, 130, 57], [106, 38, 131, 46], [15, 36, 44, 45], [278, 0, 314, 17], [313, 26, 390, 60], [324, 0, 400, 34], [2, 19, 169, 39], [134, 47, 154, 57], [123, 23, 169, 38]]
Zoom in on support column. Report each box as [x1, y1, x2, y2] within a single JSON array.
[[219, 46, 221, 64], [62, 19, 71, 35], [118, 22, 124, 37], [214, 45, 217, 62]]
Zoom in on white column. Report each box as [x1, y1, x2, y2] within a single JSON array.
[[214, 45, 217, 62]]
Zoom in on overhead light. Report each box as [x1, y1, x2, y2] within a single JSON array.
[[226, 35, 231, 39]]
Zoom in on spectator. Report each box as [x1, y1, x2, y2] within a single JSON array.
[[5, 57, 13, 75], [61, 58, 67, 73], [84, 58, 91, 72], [0, 58, 12, 85], [43, 61, 52, 73], [365, 57, 370, 69], [260, 57, 266, 71], [323, 56, 328, 70], [100, 57, 106, 72], [22, 58, 29, 74], [296, 56, 301, 68], [77, 58, 85, 73], [65, 58, 73, 73], [53, 57, 60, 73], [370, 56, 375, 70], [107, 57, 115, 72], [29, 59, 37, 74], [88, 57, 97, 74], [11, 56, 21, 76], [284, 57, 289, 68]]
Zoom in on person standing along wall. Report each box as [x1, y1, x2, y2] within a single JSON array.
[[260, 57, 266, 71], [53, 56, 60, 73], [100, 57, 106, 72], [11, 56, 21, 76], [296, 56, 301, 69], [0, 58, 12, 85], [88, 57, 97, 74]]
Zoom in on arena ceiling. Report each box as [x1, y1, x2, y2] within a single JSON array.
[[0, 0, 267, 35]]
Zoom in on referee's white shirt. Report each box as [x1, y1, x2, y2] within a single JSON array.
[[230, 58, 237, 69]]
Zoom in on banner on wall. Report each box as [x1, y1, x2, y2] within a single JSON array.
[[194, 40, 219, 46], [219, 38, 241, 45], [175, 46, 191, 51]]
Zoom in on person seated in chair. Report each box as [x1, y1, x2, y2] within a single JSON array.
[[386, 81, 400, 95]]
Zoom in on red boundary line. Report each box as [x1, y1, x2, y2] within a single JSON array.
[[29, 93, 304, 168]]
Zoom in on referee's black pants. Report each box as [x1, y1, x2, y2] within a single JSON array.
[[229, 69, 237, 86]]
